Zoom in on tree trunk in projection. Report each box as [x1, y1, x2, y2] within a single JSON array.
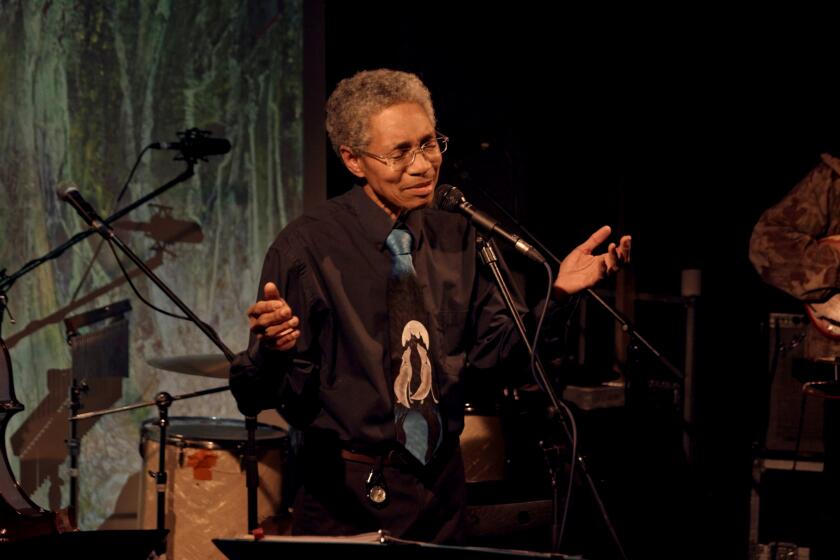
[[0, 0, 303, 529]]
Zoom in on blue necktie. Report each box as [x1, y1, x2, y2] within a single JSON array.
[[385, 227, 441, 465], [386, 228, 416, 277]]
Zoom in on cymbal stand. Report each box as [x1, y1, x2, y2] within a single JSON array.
[[244, 415, 258, 530], [67, 378, 89, 515], [58, 177, 268, 534], [152, 392, 172, 542], [71, 384, 229, 552]]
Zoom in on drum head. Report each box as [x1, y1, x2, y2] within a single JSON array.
[[140, 416, 286, 449]]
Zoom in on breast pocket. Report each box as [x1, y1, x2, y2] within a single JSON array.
[[435, 309, 469, 357]]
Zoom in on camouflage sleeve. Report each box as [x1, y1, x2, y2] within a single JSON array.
[[749, 158, 840, 302]]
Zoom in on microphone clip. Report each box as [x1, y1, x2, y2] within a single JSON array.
[[158, 128, 218, 164], [175, 128, 211, 163]]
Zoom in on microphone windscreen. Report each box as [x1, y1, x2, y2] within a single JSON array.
[[434, 184, 464, 211], [199, 137, 232, 155]]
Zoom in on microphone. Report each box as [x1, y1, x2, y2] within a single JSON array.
[[57, 181, 109, 233], [435, 184, 546, 264], [150, 131, 231, 158]]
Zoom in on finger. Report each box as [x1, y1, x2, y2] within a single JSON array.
[[248, 299, 288, 319], [250, 308, 291, 335], [619, 236, 632, 263], [254, 306, 293, 330], [577, 225, 612, 254], [258, 329, 299, 350], [263, 281, 282, 301], [265, 316, 300, 338], [606, 243, 619, 272], [268, 329, 300, 350], [275, 340, 297, 351]]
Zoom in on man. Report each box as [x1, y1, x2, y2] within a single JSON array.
[[230, 69, 630, 543], [750, 153, 840, 559], [750, 154, 840, 360]]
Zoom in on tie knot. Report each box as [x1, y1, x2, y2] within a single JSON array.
[[385, 228, 412, 256]]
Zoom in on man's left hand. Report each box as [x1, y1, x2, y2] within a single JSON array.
[[553, 225, 631, 298]]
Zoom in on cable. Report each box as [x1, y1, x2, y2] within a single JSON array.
[[68, 145, 153, 304], [531, 260, 578, 549], [105, 238, 190, 322]]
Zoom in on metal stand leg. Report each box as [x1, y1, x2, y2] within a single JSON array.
[[150, 392, 173, 555], [67, 378, 88, 517]]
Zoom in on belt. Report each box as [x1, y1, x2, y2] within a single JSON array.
[[339, 448, 414, 467]]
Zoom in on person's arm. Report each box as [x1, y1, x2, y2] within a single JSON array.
[[229, 238, 320, 419], [750, 161, 840, 302]]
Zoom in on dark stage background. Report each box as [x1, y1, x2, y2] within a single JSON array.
[[325, 5, 840, 559]]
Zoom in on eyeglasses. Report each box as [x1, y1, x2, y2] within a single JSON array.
[[357, 134, 449, 171]]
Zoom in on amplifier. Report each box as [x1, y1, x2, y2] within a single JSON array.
[[764, 313, 823, 454]]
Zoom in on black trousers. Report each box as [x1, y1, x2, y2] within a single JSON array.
[[291, 439, 466, 544]]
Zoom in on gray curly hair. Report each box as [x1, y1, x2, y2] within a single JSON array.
[[325, 69, 436, 156]]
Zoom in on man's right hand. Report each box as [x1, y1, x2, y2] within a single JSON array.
[[247, 282, 300, 351]]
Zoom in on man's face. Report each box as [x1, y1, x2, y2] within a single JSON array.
[[342, 102, 440, 217]]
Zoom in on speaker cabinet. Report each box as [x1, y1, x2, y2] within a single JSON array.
[[765, 313, 824, 455]]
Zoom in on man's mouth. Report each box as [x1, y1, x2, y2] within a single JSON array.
[[404, 181, 435, 195]]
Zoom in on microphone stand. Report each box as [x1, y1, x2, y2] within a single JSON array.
[[476, 235, 628, 559], [0, 164, 194, 298], [466, 183, 684, 384], [584, 289, 684, 382]]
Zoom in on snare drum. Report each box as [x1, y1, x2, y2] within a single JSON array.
[[139, 417, 286, 560]]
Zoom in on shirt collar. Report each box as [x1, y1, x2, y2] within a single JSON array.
[[348, 185, 425, 251]]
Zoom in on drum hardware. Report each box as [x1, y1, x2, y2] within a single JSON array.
[[143, 352, 266, 534], [57, 182, 268, 543], [0, 133, 224, 543], [71, 384, 229, 553], [138, 417, 286, 559], [63, 299, 132, 516], [67, 377, 88, 514]]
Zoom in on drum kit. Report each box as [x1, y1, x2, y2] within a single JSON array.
[[68, 353, 529, 560], [0, 129, 301, 558], [70, 352, 291, 560]]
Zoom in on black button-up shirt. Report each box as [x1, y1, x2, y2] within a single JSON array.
[[230, 186, 533, 450]]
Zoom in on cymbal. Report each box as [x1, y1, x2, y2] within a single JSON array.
[[804, 381, 840, 400], [814, 356, 840, 364], [147, 354, 231, 379]]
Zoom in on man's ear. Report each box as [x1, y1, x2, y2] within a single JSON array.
[[339, 146, 365, 179]]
